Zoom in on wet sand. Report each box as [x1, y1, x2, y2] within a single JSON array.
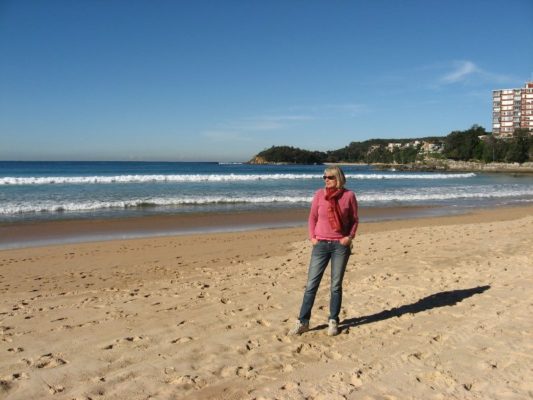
[[0, 205, 532, 399], [0, 205, 444, 250]]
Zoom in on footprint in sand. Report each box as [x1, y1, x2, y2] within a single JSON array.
[[281, 381, 300, 391], [0, 372, 30, 392], [272, 334, 291, 344], [320, 373, 358, 397], [244, 319, 271, 328], [163, 368, 206, 389], [236, 339, 260, 354], [415, 370, 458, 389], [102, 336, 146, 350], [320, 349, 343, 361], [33, 353, 68, 369], [235, 365, 258, 379], [215, 364, 256, 380], [170, 337, 194, 344], [0, 325, 14, 338], [7, 347, 24, 353], [328, 370, 363, 388], [122, 336, 144, 343], [245, 339, 260, 351], [45, 383, 65, 395], [401, 351, 426, 365], [293, 342, 323, 355]]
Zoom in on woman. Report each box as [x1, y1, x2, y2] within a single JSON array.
[[289, 166, 359, 336]]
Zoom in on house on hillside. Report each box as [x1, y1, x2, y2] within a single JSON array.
[[420, 141, 443, 154], [386, 143, 402, 152]]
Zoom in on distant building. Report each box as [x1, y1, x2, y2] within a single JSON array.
[[368, 145, 381, 153], [386, 143, 402, 152], [420, 141, 443, 154], [492, 81, 533, 137]]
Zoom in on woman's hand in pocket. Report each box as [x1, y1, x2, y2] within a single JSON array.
[[339, 237, 352, 247]]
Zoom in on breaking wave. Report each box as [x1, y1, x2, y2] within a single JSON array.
[[0, 173, 476, 185], [2, 188, 532, 215]]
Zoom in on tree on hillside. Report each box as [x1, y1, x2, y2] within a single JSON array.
[[481, 135, 504, 163], [327, 141, 366, 162], [392, 145, 420, 164], [505, 128, 531, 163], [255, 146, 326, 164], [443, 125, 485, 161], [366, 146, 393, 163]]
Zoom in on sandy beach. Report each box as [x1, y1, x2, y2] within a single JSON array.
[[1, 205, 532, 399]]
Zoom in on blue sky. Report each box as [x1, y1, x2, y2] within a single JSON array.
[[1, 0, 532, 162]]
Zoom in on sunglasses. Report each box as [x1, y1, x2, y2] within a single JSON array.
[[323, 175, 336, 180]]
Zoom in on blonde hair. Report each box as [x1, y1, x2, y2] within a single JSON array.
[[324, 166, 346, 189]]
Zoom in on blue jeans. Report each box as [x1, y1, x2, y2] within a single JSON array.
[[298, 240, 351, 324]]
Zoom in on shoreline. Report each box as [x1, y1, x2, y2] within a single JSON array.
[[325, 161, 533, 173], [249, 160, 533, 173], [2, 203, 532, 251]]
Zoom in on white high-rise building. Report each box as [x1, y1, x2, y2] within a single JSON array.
[[492, 81, 533, 137]]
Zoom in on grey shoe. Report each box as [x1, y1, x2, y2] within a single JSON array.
[[288, 320, 309, 336], [327, 319, 339, 336]]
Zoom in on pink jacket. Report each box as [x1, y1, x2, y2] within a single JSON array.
[[308, 188, 359, 240]]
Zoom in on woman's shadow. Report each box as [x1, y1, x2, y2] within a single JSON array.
[[341, 285, 491, 329], [311, 285, 491, 331]]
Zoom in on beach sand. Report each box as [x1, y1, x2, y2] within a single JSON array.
[[1, 206, 532, 399]]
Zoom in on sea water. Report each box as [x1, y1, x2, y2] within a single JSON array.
[[1, 161, 533, 223]]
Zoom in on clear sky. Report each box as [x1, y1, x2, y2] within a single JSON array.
[[1, 0, 532, 162]]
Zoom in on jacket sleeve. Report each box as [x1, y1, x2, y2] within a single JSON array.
[[308, 190, 320, 239]]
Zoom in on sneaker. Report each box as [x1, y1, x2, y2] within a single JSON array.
[[327, 319, 339, 336], [288, 320, 309, 336]]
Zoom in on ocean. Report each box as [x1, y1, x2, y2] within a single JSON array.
[[1, 161, 533, 223]]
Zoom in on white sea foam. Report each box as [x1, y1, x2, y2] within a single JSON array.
[[2, 188, 532, 215], [0, 172, 476, 185], [0, 196, 312, 215], [361, 189, 533, 202]]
